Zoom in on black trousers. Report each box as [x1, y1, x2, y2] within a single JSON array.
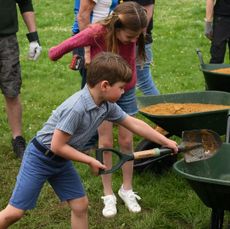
[[210, 16, 230, 63]]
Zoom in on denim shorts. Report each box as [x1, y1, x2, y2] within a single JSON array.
[[116, 87, 138, 115], [9, 141, 85, 210], [0, 34, 21, 97]]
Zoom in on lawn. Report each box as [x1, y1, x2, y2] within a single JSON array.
[[0, 0, 229, 228]]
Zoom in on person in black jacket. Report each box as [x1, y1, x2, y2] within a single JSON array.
[[0, 0, 42, 158], [205, 0, 230, 63]]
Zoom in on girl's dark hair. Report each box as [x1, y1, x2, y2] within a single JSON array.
[[99, 2, 147, 61], [87, 52, 132, 87]]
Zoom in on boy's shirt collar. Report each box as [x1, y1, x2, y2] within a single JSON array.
[[82, 85, 104, 111]]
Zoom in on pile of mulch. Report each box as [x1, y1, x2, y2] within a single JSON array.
[[140, 103, 230, 115], [211, 68, 230, 74]]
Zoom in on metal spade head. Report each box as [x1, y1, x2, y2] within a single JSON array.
[[182, 129, 222, 163]]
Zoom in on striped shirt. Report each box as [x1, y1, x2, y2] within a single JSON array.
[[36, 85, 127, 151]]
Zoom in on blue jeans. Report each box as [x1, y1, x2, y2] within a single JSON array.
[[117, 87, 138, 115], [136, 43, 159, 95]]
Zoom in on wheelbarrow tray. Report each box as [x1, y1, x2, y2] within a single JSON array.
[[200, 63, 230, 92], [173, 143, 230, 210], [137, 91, 230, 137]]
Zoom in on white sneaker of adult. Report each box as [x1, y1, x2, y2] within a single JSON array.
[[118, 186, 141, 213], [101, 194, 117, 218]]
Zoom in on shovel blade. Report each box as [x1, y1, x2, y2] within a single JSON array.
[[181, 129, 222, 163]]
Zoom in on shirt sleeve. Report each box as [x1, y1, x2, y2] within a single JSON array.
[[17, 0, 34, 14], [48, 25, 97, 61], [106, 103, 128, 123]]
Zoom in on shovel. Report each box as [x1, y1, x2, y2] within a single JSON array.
[[96, 129, 222, 175]]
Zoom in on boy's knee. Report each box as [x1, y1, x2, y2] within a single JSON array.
[[70, 197, 88, 217], [0, 205, 24, 226]]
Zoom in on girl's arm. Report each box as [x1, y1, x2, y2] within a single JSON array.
[[48, 27, 95, 61], [119, 115, 178, 153]]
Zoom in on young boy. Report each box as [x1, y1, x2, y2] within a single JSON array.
[[0, 52, 178, 229]]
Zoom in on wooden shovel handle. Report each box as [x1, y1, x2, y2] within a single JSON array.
[[133, 148, 172, 160]]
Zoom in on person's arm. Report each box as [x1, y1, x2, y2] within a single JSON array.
[[77, 0, 96, 65], [143, 4, 153, 31], [204, 0, 215, 40], [77, 0, 96, 31], [119, 116, 178, 153], [21, 11, 42, 60], [206, 0, 215, 22], [51, 129, 106, 174], [49, 26, 95, 61]]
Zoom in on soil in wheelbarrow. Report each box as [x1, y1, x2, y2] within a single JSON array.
[[140, 103, 230, 115], [210, 67, 230, 74]]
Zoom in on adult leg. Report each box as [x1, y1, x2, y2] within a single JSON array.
[[0, 204, 25, 228], [4, 95, 22, 138], [0, 35, 25, 157], [68, 197, 89, 229], [210, 16, 228, 63]]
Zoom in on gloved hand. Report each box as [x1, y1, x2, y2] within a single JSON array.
[[204, 21, 213, 40], [26, 31, 42, 60]]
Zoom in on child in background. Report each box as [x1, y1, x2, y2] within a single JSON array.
[[0, 52, 178, 229], [48, 2, 157, 217]]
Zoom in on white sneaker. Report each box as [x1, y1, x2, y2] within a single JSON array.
[[101, 194, 117, 218], [118, 186, 141, 213]]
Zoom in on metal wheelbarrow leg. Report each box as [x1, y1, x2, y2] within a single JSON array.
[[211, 209, 224, 229]]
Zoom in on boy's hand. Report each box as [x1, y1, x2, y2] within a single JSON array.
[[88, 158, 107, 175], [162, 139, 178, 154]]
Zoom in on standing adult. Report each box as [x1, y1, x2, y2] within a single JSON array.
[[205, 0, 230, 63], [124, 0, 159, 95], [0, 0, 42, 158]]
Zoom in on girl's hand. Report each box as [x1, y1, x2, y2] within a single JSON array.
[[88, 158, 107, 175]]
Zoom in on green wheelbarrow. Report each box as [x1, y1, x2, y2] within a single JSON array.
[[134, 91, 230, 172], [196, 49, 230, 92], [173, 113, 230, 229], [137, 91, 230, 137]]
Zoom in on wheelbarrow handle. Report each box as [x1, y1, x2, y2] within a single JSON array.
[[196, 48, 205, 65]]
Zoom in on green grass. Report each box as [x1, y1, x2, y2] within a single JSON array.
[[0, 0, 230, 228]]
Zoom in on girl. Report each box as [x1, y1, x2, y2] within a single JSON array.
[[49, 2, 147, 218]]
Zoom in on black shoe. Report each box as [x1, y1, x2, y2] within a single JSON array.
[[11, 136, 26, 159]]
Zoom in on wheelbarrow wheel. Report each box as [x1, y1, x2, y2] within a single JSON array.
[[134, 138, 178, 174]]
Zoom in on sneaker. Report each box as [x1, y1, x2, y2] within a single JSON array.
[[11, 136, 26, 159], [101, 194, 117, 218], [118, 186, 141, 213]]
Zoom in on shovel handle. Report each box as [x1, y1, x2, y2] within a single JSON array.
[[133, 148, 172, 160]]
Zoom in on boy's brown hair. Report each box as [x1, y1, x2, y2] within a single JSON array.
[[86, 52, 132, 87], [99, 2, 147, 61]]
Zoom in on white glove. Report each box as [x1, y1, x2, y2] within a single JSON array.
[[28, 41, 42, 60], [26, 31, 42, 61]]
